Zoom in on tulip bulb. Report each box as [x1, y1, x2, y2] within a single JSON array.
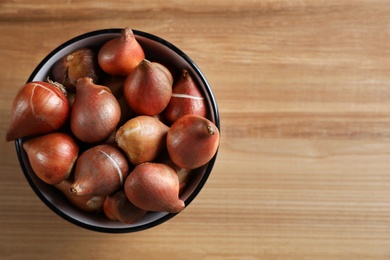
[[98, 27, 145, 76], [70, 77, 121, 143], [51, 48, 101, 91], [115, 115, 169, 165], [165, 69, 207, 124], [6, 81, 69, 141], [70, 144, 129, 196], [55, 177, 105, 212], [124, 162, 185, 213], [167, 115, 219, 170], [124, 59, 173, 116], [22, 132, 79, 185]]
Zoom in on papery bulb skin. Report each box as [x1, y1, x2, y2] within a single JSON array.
[[103, 189, 147, 224], [70, 77, 121, 143], [124, 162, 185, 213], [22, 132, 79, 185], [98, 27, 145, 76], [6, 81, 69, 141], [165, 69, 207, 124], [124, 59, 173, 116], [55, 177, 105, 212], [167, 115, 219, 170], [70, 144, 129, 196], [115, 115, 169, 165], [52, 48, 101, 91]]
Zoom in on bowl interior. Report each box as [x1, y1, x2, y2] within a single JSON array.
[[16, 29, 219, 233]]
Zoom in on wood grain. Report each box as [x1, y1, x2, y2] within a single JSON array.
[[2, 1, 390, 259]]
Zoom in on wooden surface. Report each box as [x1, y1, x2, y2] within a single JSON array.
[[2, 1, 390, 259]]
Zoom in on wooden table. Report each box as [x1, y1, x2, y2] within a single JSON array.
[[2, 1, 390, 259]]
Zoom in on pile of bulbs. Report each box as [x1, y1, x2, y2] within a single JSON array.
[[6, 28, 219, 224]]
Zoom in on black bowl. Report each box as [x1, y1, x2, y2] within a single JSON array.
[[15, 28, 219, 233]]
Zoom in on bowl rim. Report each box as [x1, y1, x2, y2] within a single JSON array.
[[15, 28, 220, 233]]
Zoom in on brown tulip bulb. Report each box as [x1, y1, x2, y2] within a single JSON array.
[[52, 48, 101, 91], [115, 115, 169, 165], [6, 81, 69, 141], [70, 144, 129, 196], [124, 163, 185, 213], [165, 69, 207, 124], [124, 59, 173, 116], [167, 115, 219, 170], [103, 189, 147, 224], [55, 177, 105, 212], [70, 77, 121, 143], [98, 27, 145, 76], [22, 132, 79, 185]]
